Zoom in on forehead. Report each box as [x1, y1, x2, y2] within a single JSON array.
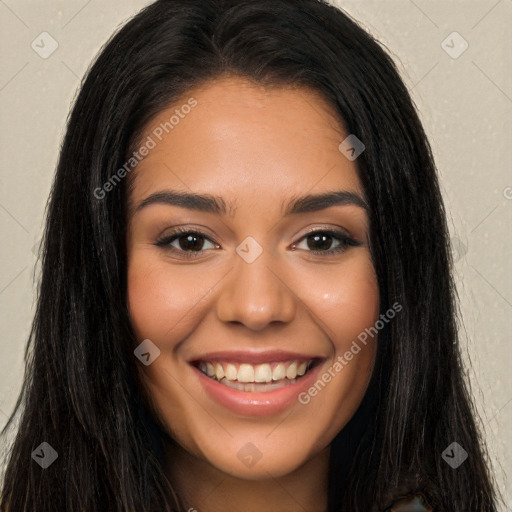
[[127, 76, 363, 213]]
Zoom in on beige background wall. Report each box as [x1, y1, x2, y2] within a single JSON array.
[[0, 0, 510, 507]]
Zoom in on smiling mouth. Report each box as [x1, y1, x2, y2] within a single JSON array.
[[193, 359, 317, 392]]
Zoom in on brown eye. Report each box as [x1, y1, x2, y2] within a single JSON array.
[[306, 233, 335, 251], [174, 233, 207, 251], [155, 229, 218, 257], [293, 230, 362, 255]]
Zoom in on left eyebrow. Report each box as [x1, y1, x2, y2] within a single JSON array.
[[133, 189, 368, 217], [134, 190, 229, 215], [283, 191, 368, 216]]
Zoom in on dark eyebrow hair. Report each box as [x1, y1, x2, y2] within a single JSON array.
[[133, 189, 368, 216], [284, 190, 368, 215]]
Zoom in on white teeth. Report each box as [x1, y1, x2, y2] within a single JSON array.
[[237, 364, 255, 383], [254, 364, 273, 383], [225, 363, 238, 381], [272, 363, 286, 381], [214, 362, 224, 380], [286, 362, 297, 380], [197, 359, 314, 386]]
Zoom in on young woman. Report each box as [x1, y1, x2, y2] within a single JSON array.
[[0, 1, 499, 510]]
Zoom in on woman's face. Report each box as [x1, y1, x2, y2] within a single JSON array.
[[126, 76, 379, 479]]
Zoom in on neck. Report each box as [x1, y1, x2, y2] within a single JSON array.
[[163, 440, 330, 512]]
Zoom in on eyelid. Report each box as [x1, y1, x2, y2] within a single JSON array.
[[290, 227, 362, 254], [155, 226, 219, 249], [298, 224, 356, 240], [156, 223, 218, 241]]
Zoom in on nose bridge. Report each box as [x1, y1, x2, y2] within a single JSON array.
[[215, 236, 297, 330]]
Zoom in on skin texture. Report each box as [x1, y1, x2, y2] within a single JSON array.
[[126, 76, 380, 512]]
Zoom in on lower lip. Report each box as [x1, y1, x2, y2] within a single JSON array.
[[191, 362, 324, 417]]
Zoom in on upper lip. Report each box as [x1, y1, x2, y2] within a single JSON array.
[[189, 350, 325, 365]]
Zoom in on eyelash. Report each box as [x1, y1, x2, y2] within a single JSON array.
[[154, 226, 362, 259]]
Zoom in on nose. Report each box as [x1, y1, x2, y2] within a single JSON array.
[[215, 246, 297, 331]]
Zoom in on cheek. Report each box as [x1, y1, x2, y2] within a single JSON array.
[[127, 254, 205, 343], [126, 255, 206, 431], [294, 254, 379, 437], [306, 253, 380, 346]]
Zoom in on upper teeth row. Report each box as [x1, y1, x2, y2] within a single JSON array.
[[198, 360, 311, 383]]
